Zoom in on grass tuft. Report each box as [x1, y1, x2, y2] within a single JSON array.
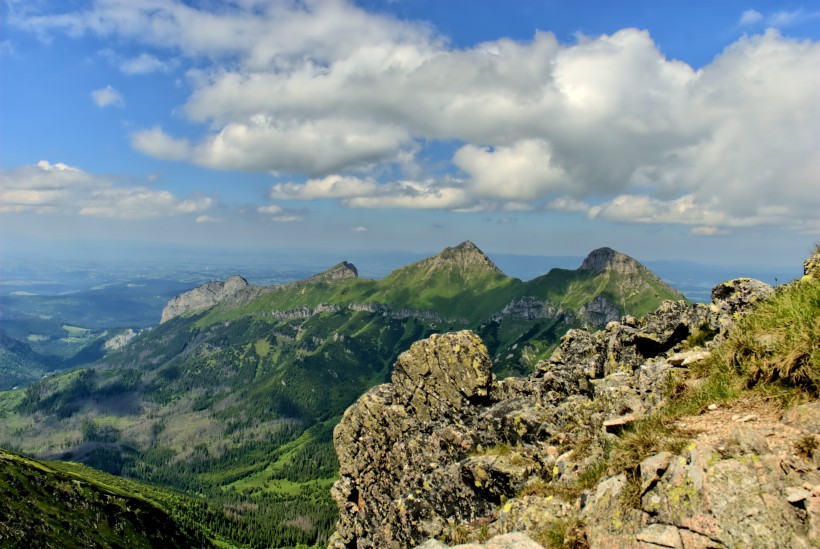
[[607, 416, 690, 476], [717, 281, 820, 396], [532, 517, 588, 549]]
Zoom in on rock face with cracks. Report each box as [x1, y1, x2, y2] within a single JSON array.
[[330, 274, 819, 548]]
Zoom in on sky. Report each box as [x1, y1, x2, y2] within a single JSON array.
[[2, 0, 819, 270]]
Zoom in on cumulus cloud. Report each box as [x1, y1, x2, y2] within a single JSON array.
[[0, 160, 213, 219], [14, 2, 820, 232], [131, 127, 191, 161], [453, 140, 568, 200], [195, 215, 220, 223], [91, 85, 123, 108], [351, 226, 367, 232], [270, 175, 380, 200]]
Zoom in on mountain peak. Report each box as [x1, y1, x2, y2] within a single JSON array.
[[580, 247, 640, 275], [309, 261, 358, 282], [431, 241, 502, 273]]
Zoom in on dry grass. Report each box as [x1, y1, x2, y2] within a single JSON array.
[[532, 517, 588, 549]]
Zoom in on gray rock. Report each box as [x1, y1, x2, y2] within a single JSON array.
[[709, 278, 774, 335], [331, 331, 499, 548], [160, 275, 252, 322], [804, 250, 820, 279], [781, 402, 820, 435], [635, 523, 682, 548]]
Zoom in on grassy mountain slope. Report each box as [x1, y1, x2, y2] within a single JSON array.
[[0, 447, 209, 548], [0, 242, 683, 547]]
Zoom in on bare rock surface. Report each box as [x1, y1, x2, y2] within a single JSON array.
[[330, 274, 816, 549], [160, 275, 253, 323]]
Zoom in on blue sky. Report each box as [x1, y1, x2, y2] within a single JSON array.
[[2, 0, 819, 269]]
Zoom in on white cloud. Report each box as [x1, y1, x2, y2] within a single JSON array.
[[195, 215, 220, 223], [351, 226, 367, 232], [690, 226, 730, 236], [0, 161, 213, 219], [91, 85, 123, 108], [257, 204, 283, 214], [739, 9, 763, 26], [121, 53, 171, 74], [257, 203, 303, 222], [270, 214, 303, 223], [270, 175, 380, 200], [738, 8, 820, 29], [13, 2, 820, 232], [344, 180, 472, 210], [130, 127, 191, 161], [769, 10, 806, 27], [99, 49, 175, 74], [453, 140, 568, 200]]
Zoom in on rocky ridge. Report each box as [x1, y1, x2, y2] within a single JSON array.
[[160, 274, 255, 323], [330, 254, 819, 548], [159, 244, 683, 336]]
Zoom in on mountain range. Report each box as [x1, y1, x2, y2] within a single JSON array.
[[0, 242, 684, 547]]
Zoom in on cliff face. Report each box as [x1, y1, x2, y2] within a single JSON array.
[[160, 275, 253, 323], [330, 273, 818, 549]]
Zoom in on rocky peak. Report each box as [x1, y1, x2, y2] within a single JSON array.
[[579, 247, 641, 275], [160, 275, 251, 323], [428, 241, 502, 274], [308, 261, 358, 283]]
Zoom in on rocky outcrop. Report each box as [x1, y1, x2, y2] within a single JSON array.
[[579, 295, 620, 326], [160, 275, 254, 323], [309, 261, 359, 282], [103, 328, 138, 350], [708, 277, 774, 335], [490, 298, 562, 322], [804, 249, 820, 280], [430, 241, 503, 274], [580, 247, 641, 275], [330, 276, 789, 549], [331, 332, 496, 549]]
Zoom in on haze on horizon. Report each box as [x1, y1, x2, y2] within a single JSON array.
[[1, 0, 818, 269]]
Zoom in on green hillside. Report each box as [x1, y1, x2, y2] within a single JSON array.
[[0, 447, 209, 548], [0, 242, 683, 547]]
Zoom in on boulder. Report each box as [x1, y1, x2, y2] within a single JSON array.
[[709, 278, 774, 335]]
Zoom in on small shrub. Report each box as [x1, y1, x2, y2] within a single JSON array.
[[795, 436, 818, 460]]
